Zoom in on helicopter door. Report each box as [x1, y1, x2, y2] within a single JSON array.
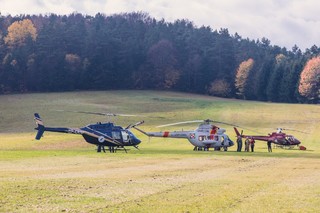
[[121, 130, 130, 142], [220, 136, 225, 146], [112, 131, 121, 140]]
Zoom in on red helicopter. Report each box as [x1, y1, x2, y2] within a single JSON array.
[[234, 127, 306, 150]]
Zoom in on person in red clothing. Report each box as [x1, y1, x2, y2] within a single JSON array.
[[250, 138, 255, 152], [209, 125, 218, 140]]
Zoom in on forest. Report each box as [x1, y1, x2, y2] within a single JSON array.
[[0, 12, 319, 103]]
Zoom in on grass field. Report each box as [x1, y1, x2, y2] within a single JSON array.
[[0, 90, 319, 212]]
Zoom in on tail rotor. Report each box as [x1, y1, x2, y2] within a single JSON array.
[[34, 113, 45, 140]]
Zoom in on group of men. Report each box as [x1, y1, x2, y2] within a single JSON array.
[[236, 137, 273, 152]]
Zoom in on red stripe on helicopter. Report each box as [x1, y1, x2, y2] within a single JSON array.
[[163, 131, 170, 137]]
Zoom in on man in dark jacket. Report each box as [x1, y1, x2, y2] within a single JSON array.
[[267, 141, 272, 152], [236, 136, 242, 152]]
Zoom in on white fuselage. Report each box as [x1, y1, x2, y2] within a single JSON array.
[[146, 124, 233, 148]]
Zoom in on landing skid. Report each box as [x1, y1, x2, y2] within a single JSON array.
[[97, 145, 137, 153], [275, 145, 295, 149], [193, 146, 210, 151], [192, 146, 228, 151]]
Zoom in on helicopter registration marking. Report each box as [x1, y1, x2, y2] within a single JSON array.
[[68, 129, 82, 134]]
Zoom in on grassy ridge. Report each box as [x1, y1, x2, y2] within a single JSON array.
[[0, 90, 319, 212]]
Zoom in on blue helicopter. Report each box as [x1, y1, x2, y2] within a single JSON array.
[[34, 112, 144, 153]]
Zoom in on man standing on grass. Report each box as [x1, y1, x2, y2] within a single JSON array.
[[245, 138, 250, 152], [236, 136, 242, 152], [267, 141, 272, 152], [250, 138, 255, 152]]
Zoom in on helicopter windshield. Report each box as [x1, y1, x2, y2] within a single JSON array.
[[285, 136, 294, 142]]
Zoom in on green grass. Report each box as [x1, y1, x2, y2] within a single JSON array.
[[0, 90, 320, 212]]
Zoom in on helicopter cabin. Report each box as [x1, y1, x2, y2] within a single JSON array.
[[86, 122, 130, 142]]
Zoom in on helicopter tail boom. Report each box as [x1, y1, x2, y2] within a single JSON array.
[[133, 126, 188, 138], [34, 113, 82, 139]]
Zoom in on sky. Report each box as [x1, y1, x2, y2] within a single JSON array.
[[1, 0, 320, 51]]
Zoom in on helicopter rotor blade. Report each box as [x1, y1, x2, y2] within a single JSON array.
[[210, 120, 241, 127], [126, 121, 144, 129], [213, 121, 263, 134], [157, 119, 250, 130], [157, 120, 204, 128], [237, 127, 264, 135], [54, 110, 138, 117], [278, 127, 309, 134], [156, 119, 264, 135]]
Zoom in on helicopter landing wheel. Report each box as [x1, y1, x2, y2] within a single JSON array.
[[223, 147, 228, 151]]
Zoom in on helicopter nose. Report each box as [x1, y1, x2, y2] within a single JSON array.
[[228, 138, 234, 146], [135, 138, 141, 144], [131, 137, 141, 145]]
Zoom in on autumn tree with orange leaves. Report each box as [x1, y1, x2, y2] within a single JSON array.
[[208, 79, 231, 98], [0, 12, 317, 103], [4, 19, 37, 48], [235, 58, 254, 99], [298, 56, 320, 102]]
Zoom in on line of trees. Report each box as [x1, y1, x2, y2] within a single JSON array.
[[0, 12, 319, 103]]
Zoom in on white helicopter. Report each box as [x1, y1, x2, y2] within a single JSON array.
[[133, 119, 235, 151]]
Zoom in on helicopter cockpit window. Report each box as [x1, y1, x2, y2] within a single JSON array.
[[286, 136, 293, 142], [198, 135, 205, 141], [112, 131, 121, 140], [121, 130, 130, 142]]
